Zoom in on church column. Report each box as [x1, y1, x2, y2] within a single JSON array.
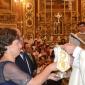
[[51, 0, 53, 35]]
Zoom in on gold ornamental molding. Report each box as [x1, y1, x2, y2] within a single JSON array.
[[26, 2, 33, 12], [0, 13, 16, 24], [24, 0, 35, 38], [26, 18, 33, 27], [81, 0, 85, 21]]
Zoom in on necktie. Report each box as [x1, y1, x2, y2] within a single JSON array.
[[20, 53, 32, 75]]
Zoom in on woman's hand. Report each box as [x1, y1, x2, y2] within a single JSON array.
[[47, 62, 57, 72]]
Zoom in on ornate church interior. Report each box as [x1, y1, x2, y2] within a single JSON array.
[[0, 0, 85, 85], [1, 0, 84, 43]]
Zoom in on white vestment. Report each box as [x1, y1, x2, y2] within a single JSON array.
[[69, 33, 80, 46], [69, 47, 85, 85], [69, 33, 85, 48]]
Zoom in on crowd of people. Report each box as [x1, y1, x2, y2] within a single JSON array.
[[0, 21, 85, 85], [0, 28, 59, 85]]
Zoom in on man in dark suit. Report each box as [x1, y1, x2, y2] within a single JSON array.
[[15, 51, 37, 77]]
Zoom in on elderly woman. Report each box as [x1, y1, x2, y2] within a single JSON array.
[[0, 28, 58, 85]]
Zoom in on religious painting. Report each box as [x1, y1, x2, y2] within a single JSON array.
[[0, 0, 11, 11]]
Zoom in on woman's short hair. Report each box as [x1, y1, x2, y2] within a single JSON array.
[[0, 28, 20, 58]]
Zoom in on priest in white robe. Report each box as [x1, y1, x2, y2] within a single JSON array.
[[69, 22, 85, 49], [62, 43, 85, 85]]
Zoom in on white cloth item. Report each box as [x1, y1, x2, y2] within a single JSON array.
[[72, 46, 82, 67], [54, 47, 58, 62], [69, 32, 85, 46], [53, 46, 70, 72], [69, 47, 85, 85], [69, 34, 80, 46]]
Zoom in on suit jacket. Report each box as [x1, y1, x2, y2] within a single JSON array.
[[0, 81, 17, 85], [15, 52, 37, 77]]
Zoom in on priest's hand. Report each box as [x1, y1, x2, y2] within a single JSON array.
[[61, 43, 76, 55]]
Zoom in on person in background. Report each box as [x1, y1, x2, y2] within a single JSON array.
[[62, 43, 85, 85], [69, 22, 85, 49], [15, 42, 37, 77], [0, 27, 60, 85], [59, 38, 66, 45]]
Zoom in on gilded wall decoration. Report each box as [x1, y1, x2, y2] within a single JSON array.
[[26, 2, 33, 11], [25, 2, 33, 28], [35, 0, 79, 42], [0, 24, 17, 29], [0, 0, 17, 29], [0, 0, 11, 12], [24, 0, 35, 38], [26, 18, 33, 27], [81, 0, 85, 21], [0, 13, 16, 24]]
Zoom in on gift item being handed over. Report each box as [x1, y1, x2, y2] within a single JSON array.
[[54, 45, 70, 72]]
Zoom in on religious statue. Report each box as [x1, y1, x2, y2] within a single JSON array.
[[55, 13, 62, 23], [54, 13, 62, 34]]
